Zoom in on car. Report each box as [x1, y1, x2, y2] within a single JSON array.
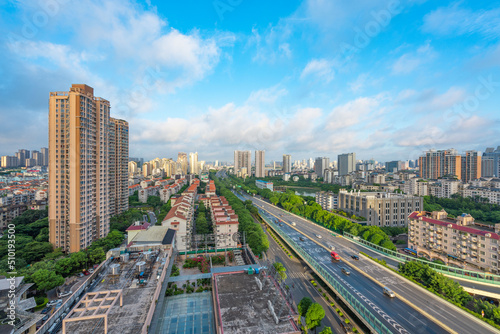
[[351, 255, 359, 260], [341, 267, 351, 275], [47, 299, 62, 306], [58, 291, 72, 298], [291, 222, 296, 226], [41, 307, 51, 314], [383, 286, 396, 298], [329, 245, 336, 251], [316, 234, 322, 239], [83, 271, 90, 276], [42, 314, 49, 321], [55, 302, 63, 309], [89, 269, 94, 273], [78, 273, 84, 277], [299, 237, 305, 241]]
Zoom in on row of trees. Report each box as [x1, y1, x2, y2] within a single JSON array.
[[212, 174, 269, 255], [156, 200, 172, 224], [195, 202, 212, 235], [232, 176, 397, 251], [424, 195, 500, 224], [246, 175, 346, 194]]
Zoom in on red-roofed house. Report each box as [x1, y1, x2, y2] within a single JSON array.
[[408, 210, 500, 273], [208, 195, 239, 248], [126, 222, 151, 244], [161, 194, 195, 251]]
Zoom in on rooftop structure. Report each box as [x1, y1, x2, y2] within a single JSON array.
[[213, 271, 299, 334]]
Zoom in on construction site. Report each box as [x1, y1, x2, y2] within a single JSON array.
[[62, 249, 168, 334]]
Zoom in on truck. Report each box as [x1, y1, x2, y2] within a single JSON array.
[[331, 251, 340, 261]]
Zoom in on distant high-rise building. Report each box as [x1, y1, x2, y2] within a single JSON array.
[[49, 84, 126, 253], [143, 162, 152, 177], [189, 152, 199, 174], [15, 150, 28, 167], [461, 150, 481, 183], [234, 150, 251, 175], [482, 147, 500, 178], [177, 152, 188, 175], [1, 156, 18, 168], [129, 157, 144, 167], [255, 150, 265, 178], [31, 150, 43, 166], [25, 158, 36, 167], [41, 147, 49, 166], [283, 154, 291, 173], [314, 157, 330, 178], [419, 149, 461, 180], [386, 161, 399, 173], [338, 153, 356, 176], [308, 158, 314, 170], [128, 161, 138, 174], [110, 117, 129, 216]]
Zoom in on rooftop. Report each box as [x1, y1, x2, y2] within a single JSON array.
[[131, 226, 171, 243], [214, 272, 298, 334]]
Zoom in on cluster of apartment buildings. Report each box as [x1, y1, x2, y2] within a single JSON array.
[[128, 177, 188, 204], [129, 152, 207, 179], [1, 148, 49, 168], [160, 178, 239, 252], [48, 84, 129, 253], [0, 179, 48, 229]]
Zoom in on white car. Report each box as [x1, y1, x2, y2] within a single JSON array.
[[291, 222, 296, 226], [329, 245, 335, 251], [316, 234, 322, 239], [47, 299, 62, 306]]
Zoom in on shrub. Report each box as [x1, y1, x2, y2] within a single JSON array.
[[339, 312, 343, 317], [345, 319, 350, 324]]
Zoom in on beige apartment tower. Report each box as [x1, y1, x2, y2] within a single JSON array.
[[110, 118, 129, 216], [255, 150, 265, 178], [49, 84, 127, 253]]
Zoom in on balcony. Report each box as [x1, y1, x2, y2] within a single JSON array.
[[437, 228, 443, 233], [437, 234, 442, 239], [461, 254, 467, 260], [471, 237, 478, 243], [471, 251, 478, 257], [461, 241, 467, 247], [437, 240, 442, 245], [471, 245, 477, 250], [461, 235, 467, 240]]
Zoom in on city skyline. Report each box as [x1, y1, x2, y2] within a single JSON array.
[[1, 1, 499, 161]]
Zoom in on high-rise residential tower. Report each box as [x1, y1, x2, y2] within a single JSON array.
[[189, 152, 199, 174], [48, 84, 127, 253], [338, 153, 356, 176], [314, 157, 330, 178], [482, 147, 500, 178], [283, 154, 291, 173], [255, 150, 265, 178], [110, 117, 129, 216], [461, 150, 481, 183], [234, 150, 251, 175], [177, 152, 188, 175]]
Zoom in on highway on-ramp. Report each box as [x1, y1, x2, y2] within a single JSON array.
[[238, 192, 500, 334]]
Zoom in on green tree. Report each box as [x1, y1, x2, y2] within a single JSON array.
[[273, 262, 287, 281], [298, 297, 313, 317], [21, 241, 53, 264], [270, 196, 279, 205], [319, 327, 333, 334], [306, 303, 325, 332], [55, 257, 76, 277], [147, 195, 162, 209], [31, 269, 64, 291], [88, 247, 106, 265]]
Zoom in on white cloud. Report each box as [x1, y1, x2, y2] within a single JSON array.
[[422, 4, 500, 39], [300, 59, 335, 83], [247, 24, 293, 63], [391, 42, 436, 74], [325, 94, 387, 130]]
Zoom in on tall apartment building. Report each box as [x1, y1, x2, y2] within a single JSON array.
[[461, 150, 481, 183], [110, 117, 129, 216], [142, 162, 152, 177], [338, 189, 423, 227], [419, 149, 481, 182], [338, 153, 356, 176], [234, 150, 251, 176], [314, 157, 330, 178], [41, 147, 49, 166], [1, 156, 18, 168], [282, 154, 291, 174], [177, 152, 188, 175], [255, 150, 265, 178], [419, 149, 461, 179], [49, 84, 127, 253], [408, 210, 500, 273], [189, 152, 199, 175], [482, 147, 500, 178]]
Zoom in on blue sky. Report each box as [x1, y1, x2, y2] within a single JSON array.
[[1, 0, 499, 163]]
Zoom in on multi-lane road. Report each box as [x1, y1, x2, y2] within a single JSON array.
[[239, 192, 500, 334]]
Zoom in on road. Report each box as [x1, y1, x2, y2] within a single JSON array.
[[263, 221, 346, 333], [148, 211, 157, 225], [240, 192, 500, 334]]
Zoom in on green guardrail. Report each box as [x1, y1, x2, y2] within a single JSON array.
[[343, 232, 500, 285], [184, 247, 242, 255], [262, 215, 393, 334]]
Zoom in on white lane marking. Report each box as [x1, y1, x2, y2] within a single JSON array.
[[320, 261, 410, 334]]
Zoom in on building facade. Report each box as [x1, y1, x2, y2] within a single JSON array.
[[338, 153, 356, 176], [282, 154, 291, 174], [482, 147, 500, 178], [255, 150, 265, 178], [255, 180, 273, 191], [234, 150, 251, 176], [338, 189, 423, 227], [110, 117, 129, 216], [408, 210, 500, 273], [314, 157, 330, 178], [315, 191, 338, 211], [48, 84, 127, 253]]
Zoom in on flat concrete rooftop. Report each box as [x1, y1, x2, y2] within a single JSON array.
[[214, 272, 299, 334]]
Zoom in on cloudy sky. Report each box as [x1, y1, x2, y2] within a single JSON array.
[[1, 0, 499, 163]]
